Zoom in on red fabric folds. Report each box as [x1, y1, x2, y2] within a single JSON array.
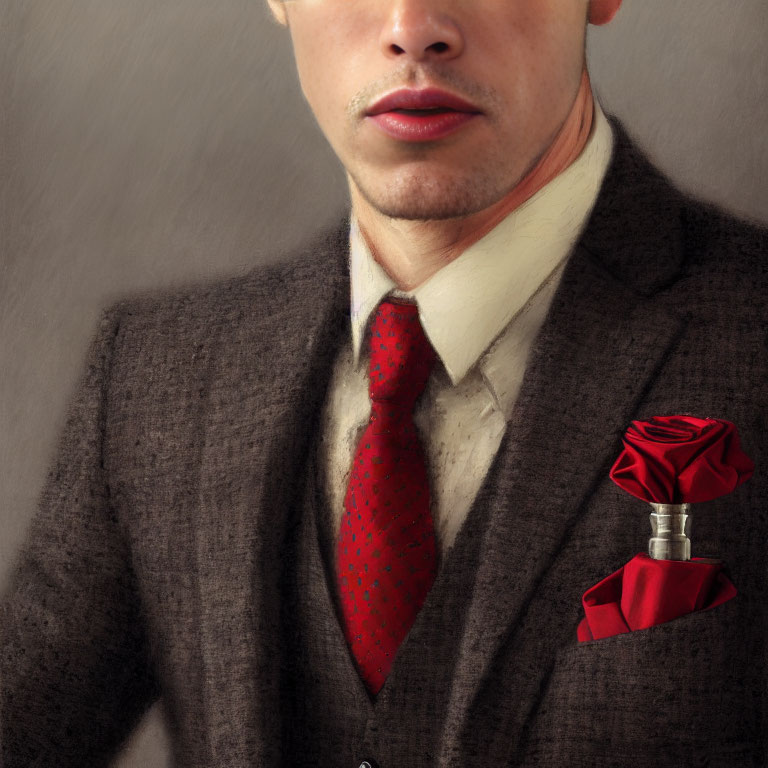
[[609, 416, 754, 504], [577, 553, 737, 642]]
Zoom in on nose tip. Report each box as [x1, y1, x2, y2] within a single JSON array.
[[380, 6, 464, 61]]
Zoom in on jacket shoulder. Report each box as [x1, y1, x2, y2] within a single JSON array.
[[668, 196, 768, 324], [679, 197, 768, 276], [601, 118, 767, 301], [105, 217, 349, 350]]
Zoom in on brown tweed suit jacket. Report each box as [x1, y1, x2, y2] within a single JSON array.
[[2, 123, 767, 767]]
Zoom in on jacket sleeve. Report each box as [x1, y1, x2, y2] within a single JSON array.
[[0, 304, 160, 767]]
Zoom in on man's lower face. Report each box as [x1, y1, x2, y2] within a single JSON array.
[[277, 0, 590, 220], [346, 143, 536, 222]]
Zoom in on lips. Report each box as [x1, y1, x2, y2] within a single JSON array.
[[365, 87, 482, 142], [366, 87, 481, 117]]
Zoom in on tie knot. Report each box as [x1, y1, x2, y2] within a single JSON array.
[[367, 300, 436, 405]]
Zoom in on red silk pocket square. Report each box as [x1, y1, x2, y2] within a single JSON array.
[[577, 553, 737, 642]]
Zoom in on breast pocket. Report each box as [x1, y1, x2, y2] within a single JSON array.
[[524, 595, 762, 768]]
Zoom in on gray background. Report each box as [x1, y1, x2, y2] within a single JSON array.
[[1, 1, 766, 764]]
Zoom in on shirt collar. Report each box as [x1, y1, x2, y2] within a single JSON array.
[[349, 99, 615, 385]]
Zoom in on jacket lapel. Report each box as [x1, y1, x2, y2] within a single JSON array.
[[193, 219, 350, 763], [439, 125, 690, 762]]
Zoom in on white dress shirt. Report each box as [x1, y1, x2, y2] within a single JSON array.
[[319, 101, 614, 561]]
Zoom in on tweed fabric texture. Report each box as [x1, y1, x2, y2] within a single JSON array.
[[338, 300, 438, 695], [1, 120, 766, 767]]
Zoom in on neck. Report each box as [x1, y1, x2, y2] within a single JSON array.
[[351, 69, 595, 291]]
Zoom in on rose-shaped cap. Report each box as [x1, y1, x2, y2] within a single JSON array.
[[610, 416, 754, 504]]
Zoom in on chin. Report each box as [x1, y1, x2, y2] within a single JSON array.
[[351, 167, 507, 222]]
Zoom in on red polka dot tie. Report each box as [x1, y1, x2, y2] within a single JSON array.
[[337, 299, 438, 696]]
